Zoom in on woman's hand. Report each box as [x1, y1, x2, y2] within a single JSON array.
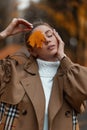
[[53, 29, 66, 60], [0, 18, 33, 39]]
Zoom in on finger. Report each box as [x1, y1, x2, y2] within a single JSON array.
[[17, 18, 33, 29], [21, 28, 32, 32], [53, 29, 65, 46], [53, 29, 63, 41]]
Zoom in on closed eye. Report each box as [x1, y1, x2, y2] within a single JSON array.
[[45, 30, 53, 38]]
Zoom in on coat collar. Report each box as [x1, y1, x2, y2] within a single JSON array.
[[22, 56, 63, 130], [23, 56, 38, 75]]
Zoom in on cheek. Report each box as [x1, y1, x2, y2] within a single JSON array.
[[34, 48, 43, 55], [41, 43, 47, 50], [53, 36, 58, 44]]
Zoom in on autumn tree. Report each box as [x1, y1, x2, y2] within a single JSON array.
[[41, 0, 87, 65], [0, 0, 19, 49]]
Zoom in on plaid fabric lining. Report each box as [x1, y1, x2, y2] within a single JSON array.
[[0, 102, 5, 122], [0, 102, 19, 130], [73, 110, 78, 130]]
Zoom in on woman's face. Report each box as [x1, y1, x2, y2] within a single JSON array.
[[30, 25, 58, 61]]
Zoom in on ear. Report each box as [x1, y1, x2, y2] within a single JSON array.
[[28, 48, 38, 57]]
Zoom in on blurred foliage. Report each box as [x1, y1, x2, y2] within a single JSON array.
[[0, 0, 87, 65], [0, 0, 18, 49]]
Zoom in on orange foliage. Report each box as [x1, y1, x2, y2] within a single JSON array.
[[27, 31, 46, 48], [0, 44, 21, 59], [35, 4, 77, 36]]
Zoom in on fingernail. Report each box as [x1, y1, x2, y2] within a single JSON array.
[[30, 25, 33, 28]]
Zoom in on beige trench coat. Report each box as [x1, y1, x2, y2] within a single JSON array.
[[0, 55, 87, 130]]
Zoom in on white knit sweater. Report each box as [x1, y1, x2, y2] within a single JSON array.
[[37, 59, 60, 130]]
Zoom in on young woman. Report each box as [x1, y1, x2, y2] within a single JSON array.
[[0, 18, 87, 130]]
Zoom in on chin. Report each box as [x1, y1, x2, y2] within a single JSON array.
[[50, 51, 57, 56]]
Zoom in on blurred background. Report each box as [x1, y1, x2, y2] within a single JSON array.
[[0, 0, 87, 129]]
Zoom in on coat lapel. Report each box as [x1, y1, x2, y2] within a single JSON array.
[[21, 57, 45, 130], [48, 71, 63, 128]]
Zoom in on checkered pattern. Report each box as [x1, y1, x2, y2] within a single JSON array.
[[0, 102, 6, 122], [0, 102, 19, 130], [73, 110, 78, 130]]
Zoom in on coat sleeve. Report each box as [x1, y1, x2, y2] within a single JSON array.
[[60, 56, 87, 113], [0, 58, 12, 95]]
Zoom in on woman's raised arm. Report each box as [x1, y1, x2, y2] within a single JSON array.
[[0, 18, 33, 40]]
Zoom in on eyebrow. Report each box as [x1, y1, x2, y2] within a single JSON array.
[[45, 30, 52, 35]]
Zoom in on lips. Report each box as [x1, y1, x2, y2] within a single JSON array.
[[47, 45, 55, 50]]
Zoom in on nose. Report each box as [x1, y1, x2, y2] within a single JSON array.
[[44, 36, 51, 45]]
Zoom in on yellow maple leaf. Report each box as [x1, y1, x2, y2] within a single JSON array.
[[27, 31, 46, 48]]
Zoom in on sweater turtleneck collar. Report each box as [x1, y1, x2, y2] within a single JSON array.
[[36, 58, 60, 77]]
